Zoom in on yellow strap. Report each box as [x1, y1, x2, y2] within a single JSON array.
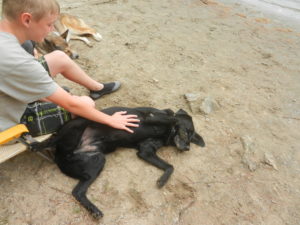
[[0, 124, 29, 145]]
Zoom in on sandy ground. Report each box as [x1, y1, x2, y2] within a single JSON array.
[[1, 0, 300, 224]]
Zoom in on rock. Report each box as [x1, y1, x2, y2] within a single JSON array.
[[200, 0, 217, 5], [240, 135, 258, 171], [240, 135, 254, 153], [240, 136, 277, 172], [262, 152, 278, 170], [184, 93, 200, 113], [242, 157, 257, 172], [184, 94, 220, 114], [184, 93, 200, 102], [199, 96, 220, 115]]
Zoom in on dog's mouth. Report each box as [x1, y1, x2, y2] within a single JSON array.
[[183, 146, 190, 151], [178, 146, 190, 152], [174, 135, 190, 151]]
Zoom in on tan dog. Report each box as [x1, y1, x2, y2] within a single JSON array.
[[55, 13, 102, 47], [36, 30, 79, 59], [36, 13, 102, 59]]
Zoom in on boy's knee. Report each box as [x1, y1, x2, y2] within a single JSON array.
[[44, 50, 71, 75], [45, 50, 69, 64], [52, 50, 69, 59]]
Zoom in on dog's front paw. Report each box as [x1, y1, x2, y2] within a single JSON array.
[[157, 179, 165, 188], [157, 176, 169, 188], [92, 210, 104, 219], [156, 167, 174, 188]]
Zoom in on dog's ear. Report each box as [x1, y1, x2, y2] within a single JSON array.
[[191, 132, 205, 147], [44, 38, 51, 45], [175, 109, 188, 116], [163, 109, 175, 116], [61, 29, 70, 41]]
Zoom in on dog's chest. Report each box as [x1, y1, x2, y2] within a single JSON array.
[[132, 124, 170, 141], [73, 121, 171, 155]]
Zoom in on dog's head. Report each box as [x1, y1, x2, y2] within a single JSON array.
[[43, 30, 79, 59], [173, 109, 205, 151]]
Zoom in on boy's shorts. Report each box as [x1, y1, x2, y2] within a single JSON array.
[[38, 56, 51, 75], [20, 101, 71, 137], [20, 56, 71, 137]]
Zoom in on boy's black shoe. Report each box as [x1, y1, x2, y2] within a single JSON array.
[[62, 86, 71, 93], [89, 81, 121, 100]]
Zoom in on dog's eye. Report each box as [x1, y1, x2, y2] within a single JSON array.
[[178, 129, 188, 138], [55, 46, 63, 50], [189, 131, 195, 140]]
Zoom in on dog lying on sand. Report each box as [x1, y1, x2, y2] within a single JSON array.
[[36, 13, 102, 58], [34, 107, 205, 219], [55, 13, 102, 46], [36, 30, 79, 59]]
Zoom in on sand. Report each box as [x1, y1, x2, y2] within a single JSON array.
[[1, 0, 300, 224]]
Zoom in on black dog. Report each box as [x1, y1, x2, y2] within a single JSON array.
[[38, 107, 205, 219]]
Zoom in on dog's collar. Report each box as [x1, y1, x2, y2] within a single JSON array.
[[165, 126, 177, 145]]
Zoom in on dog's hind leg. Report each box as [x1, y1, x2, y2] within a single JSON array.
[[137, 139, 174, 188], [73, 179, 103, 219], [70, 36, 92, 46], [71, 153, 106, 219]]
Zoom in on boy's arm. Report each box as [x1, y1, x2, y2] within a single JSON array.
[[45, 86, 139, 133]]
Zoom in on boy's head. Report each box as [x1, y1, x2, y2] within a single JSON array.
[[1, 0, 60, 42], [2, 0, 60, 21]]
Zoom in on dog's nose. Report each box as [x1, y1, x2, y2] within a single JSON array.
[[180, 145, 190, 151], [71, 53, 79, 59]]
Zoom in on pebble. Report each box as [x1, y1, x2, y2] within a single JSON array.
[[199, 96, 220, 115], [263, 152, 278, 170]]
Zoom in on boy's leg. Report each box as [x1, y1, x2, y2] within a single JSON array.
[[44, 50, 120, 100], [44, 50, 102, 90]]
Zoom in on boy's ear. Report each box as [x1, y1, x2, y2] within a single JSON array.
[[20, 13, 32, 28]]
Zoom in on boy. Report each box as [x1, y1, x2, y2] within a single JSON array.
[[0, 0, 139, 135]]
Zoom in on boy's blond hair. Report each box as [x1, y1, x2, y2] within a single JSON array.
[[2, 0, 60, 21]]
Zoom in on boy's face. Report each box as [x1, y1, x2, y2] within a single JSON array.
[[27, 13, 58, 42]]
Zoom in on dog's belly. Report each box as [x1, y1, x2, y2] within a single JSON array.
[[74, 127, 101, 153]]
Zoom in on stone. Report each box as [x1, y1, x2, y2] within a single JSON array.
[[262, 152, 278, 170], [199, 96, 220, 115], [184, 93, 200, 102], [240, 135, 258, 171]]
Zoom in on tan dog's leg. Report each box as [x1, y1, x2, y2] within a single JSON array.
[[69, 36, 92, 47], [92, 33, 102, 41]]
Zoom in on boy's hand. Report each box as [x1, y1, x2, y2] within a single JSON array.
[[109, 111, 140, 133]]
